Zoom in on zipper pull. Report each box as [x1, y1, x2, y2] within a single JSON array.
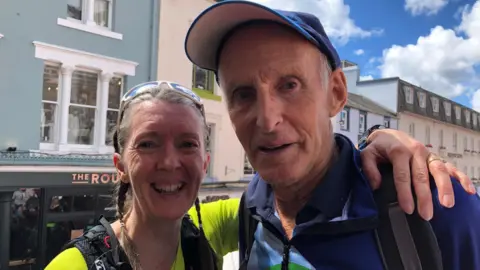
[[281, 243, 291, 270]]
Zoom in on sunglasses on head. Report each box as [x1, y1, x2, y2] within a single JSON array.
[[117, 81, 204, 123]]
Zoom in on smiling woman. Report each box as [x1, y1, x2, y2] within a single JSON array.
[[45, 81, 240, 270]]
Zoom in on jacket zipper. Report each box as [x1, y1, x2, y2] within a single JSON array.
[[260, 218, 292, 270]]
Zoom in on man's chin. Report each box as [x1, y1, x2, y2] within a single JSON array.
[[257, 168, 301, 187]]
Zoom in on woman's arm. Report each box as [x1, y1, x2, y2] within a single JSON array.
[[188, 198, 240, 255]]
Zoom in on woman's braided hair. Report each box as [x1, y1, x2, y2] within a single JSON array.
[[112, 85, 210, 230]]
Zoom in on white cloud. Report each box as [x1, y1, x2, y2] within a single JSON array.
[[359, 75, 374, 81], [472, 89, 480, 111], [379, 1, 480, 110], [248, 0, 382, 45], [354, 49, 365, 55], [404, 0, 449, 16]]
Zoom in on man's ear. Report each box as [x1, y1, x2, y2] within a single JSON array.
[[328, 69, 348, 117], [113, 153, 128, 183]]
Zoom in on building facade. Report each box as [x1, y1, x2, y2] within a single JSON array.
[[332, 92, 398, 144], [0, 0, 158, 268], [345, 64, 480, 184]]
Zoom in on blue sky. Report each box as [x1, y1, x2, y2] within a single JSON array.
[[250, 0, 480, 111]]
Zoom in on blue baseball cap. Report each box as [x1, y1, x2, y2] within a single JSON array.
[[185, 0, 341, 72]]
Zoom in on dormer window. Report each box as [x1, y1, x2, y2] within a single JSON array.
[[465, 109, 471, 123], [443, 101, 451, 117], [455, 106, 461, 120], [403, 85, 413, 104], [431, 97, 439, 112], [417, 92, 426, 108]]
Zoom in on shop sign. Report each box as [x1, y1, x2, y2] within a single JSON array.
[[72, 173, 119, 185]]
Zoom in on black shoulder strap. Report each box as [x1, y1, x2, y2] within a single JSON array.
[[62, 216, 131, 270], [238, 191, 259, 267], [374, 164, 443, 270], [181, 215, 218, 270]]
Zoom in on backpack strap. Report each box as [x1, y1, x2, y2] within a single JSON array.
[[238, 191, 259, 268], [374, 164, 443, 270], [62, 216, 131, 270], [181, 215, 218, 270]]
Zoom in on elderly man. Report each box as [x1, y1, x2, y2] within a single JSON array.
[[185, 1, 480, 269]]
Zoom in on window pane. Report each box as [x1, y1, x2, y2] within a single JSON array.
[[105, 110, 118, 145], [41, 103, 57, 143], [67, 0, 83, 20], [49, 196, 72, 213], [97, 194, 115, 212], [244, 155, 255, 175], [45, 219, 96, 265], [10, 188, 41, 266], [193, 66, 210, 90], [108, 77, 122, 109], [68, 106, 96, 145], [42, 65, 59, 102], [73, 195, 95, 211], [94, 0, 110, 27], [71, 70, 98, 106]]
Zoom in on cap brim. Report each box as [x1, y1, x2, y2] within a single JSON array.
[[185, 1, 312, 71]]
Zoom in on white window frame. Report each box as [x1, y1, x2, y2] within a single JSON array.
[[473, 113, 477, 126], [408, 123, 415, 138], [339, 108, 349, 131], [465, 109, 471, 123], [443, 101, 451, 117], [431, 97, 439, 112], [403, 86, 413, 104], [243, 154, 255, 176], [58, 0, 122, 40], [464, 137, 468, 151], [440, 130, 444, 147], [40, 63, 61, 150], [453, 132, 457, 151], [383, 117, 391, 128], [105, 76, 123, 145], [471, 137, 475, 150], [67, 68, 101, 149], [417, 92, 426, 108], [425, 126, 430, 145], [34, 41, 137, 154], [455, 106, 461, 120], [359, 112, 366, 134]]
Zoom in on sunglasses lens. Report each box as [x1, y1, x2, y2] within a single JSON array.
[[124, 82, 160, 100], [169, 82, 201, 103]]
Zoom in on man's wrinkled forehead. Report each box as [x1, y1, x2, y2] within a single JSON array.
[[215, 20, 308, 71]]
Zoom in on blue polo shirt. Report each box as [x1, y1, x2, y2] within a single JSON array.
[[243, 134, 480, 269]]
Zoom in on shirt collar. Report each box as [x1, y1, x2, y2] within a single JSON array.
[[246, 134, 357, 220]]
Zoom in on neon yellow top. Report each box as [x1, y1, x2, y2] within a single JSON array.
[[45, 198, 240, 270]]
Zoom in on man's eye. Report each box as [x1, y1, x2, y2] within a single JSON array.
[[282, 81, 298, 91], [138, 141, 155, 148], [232, 89, 255, 102], [182, 141, 199, 148]]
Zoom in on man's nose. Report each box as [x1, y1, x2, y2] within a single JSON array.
[[256, 92, 283, 133], [156, 144, 181, 171]]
